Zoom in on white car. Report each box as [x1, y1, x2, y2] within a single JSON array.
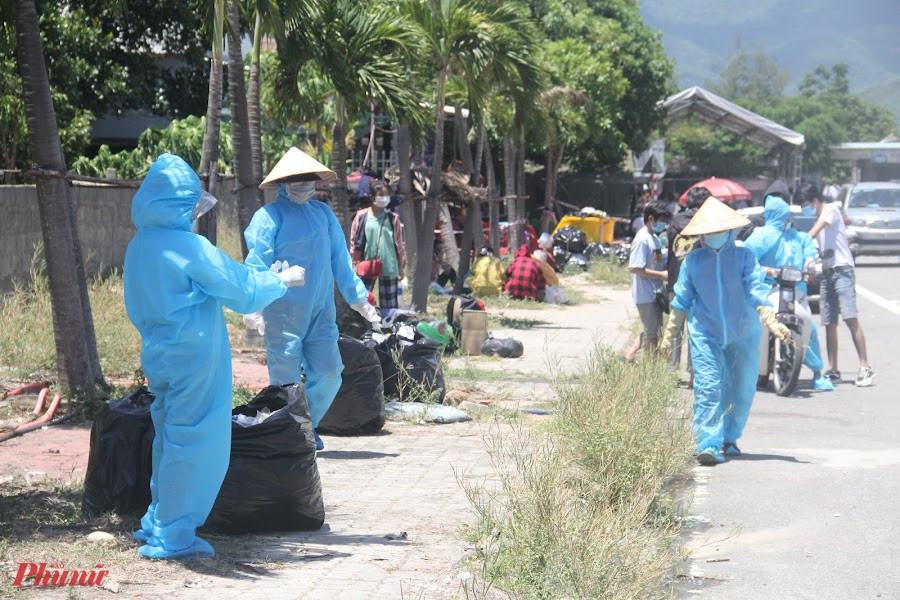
[[837, 182, 900, 256]]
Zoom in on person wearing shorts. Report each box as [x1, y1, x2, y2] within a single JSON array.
[[801, 183, 875, 387], [625, 200, 672, 359]]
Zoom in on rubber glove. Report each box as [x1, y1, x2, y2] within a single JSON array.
[[660, 308, 687, 356], [277, 265, 306, 288], [269, 260, 286, 274], [758, 306, 791, 343], [243, 312, 265, 336], [351, 299, 381, 327]]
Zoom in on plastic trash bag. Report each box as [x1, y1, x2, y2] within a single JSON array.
[[82, 388, 156, 517], [552, 226, 588, 254], [568, 253, 590, 270], [544, 285, 568, 305], [481, 336, 524, 358], [378, 338, 446, 403], [335, 291, 370, 339], [552, 246, 571, 270], [318, 336, 386, 435], [205, 384, 324, 533], [384, 402, 471, 424]]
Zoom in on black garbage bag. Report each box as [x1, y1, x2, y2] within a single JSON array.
[[379, 339, 446, 403], [552, 226, 587, 254], [481, 336, 524, 358], [335, 292, 370, 339], [82, 388, 156, 517], [206, 384, 324, 533], [552, 245, 571, 270], [318, 336, 386, 435], [568, 253, 590, 271]]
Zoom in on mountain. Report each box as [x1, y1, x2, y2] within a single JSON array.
[[640, 0, 900, 119]]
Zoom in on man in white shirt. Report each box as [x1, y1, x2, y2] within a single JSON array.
[[801, 183, 875, 387]]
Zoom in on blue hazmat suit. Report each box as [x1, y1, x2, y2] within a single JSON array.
[[244, 186, 368, 428], [743, 195, 825, 374], [672, 233, 772, 454], [124, 154, 287, 559]]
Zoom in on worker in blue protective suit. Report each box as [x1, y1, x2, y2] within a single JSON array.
[[743, 181, 833, 391], [124, 154, 305, 559], [244, 147, 381, 451], [661, 197, 791, 466]]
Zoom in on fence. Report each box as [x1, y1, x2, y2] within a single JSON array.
[[0, 179, 248, 292]]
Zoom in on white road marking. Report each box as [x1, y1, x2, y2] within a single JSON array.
[[856, 285, 900, 318]]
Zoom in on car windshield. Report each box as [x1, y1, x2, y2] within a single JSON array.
[[848, 188, 900, 208]]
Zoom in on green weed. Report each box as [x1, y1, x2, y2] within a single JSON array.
[[588, 257, 631, 288]]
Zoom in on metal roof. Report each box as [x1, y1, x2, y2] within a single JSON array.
[[661, 86, 805, 151]]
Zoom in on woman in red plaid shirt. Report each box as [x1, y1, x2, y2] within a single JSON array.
[[503, 244, 547, 301]]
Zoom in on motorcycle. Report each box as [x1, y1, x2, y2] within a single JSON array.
[[757, 264, 809, 396], [757, 249, 832, 396]]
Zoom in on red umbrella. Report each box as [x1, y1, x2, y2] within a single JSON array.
[[679, 177, 752, 206]]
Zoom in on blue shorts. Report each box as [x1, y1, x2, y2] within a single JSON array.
[[820, 267, 858, 326]]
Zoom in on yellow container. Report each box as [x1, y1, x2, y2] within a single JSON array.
[[460, 310, 488, 356], [553, 215, 614, 245]]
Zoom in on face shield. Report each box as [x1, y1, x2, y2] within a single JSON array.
[[191, 190, 219, 222]]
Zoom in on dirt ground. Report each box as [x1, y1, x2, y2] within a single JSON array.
[[0, 275, 635, 599]]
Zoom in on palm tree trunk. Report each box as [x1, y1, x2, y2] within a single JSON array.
[[13, 0, 102, 396], [503, 132, 519, 252], [516, 129, 527, 245], [396, 122, 417, 283], [483, 133, 500, 250], [363, 103, 376, 168], [542, 144, 554, 233], [248, 10, 264, 190], [198, 0, 224, 244], [454, 105, 474, 181], [330, 94, 352, 238], [412, 67, 448, 311], [473, 122, 484, 187], [226, 0, 258, 258]]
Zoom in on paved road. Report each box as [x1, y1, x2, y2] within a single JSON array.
[[678, 257, 900, 599]]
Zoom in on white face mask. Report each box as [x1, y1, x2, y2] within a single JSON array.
[[373, 195, 391, 208], [284, 182, 317, 204]]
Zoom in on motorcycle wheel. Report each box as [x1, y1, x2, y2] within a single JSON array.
[[773, 328, 803, 397]]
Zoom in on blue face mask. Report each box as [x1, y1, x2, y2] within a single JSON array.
[[703, 231, 732, 250], [652, 221, 667, 234], [801, 206, 815, 216]]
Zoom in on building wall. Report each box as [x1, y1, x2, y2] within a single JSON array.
[[0, 182, 245, 292]]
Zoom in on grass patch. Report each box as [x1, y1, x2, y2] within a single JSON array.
[[216, 222, 244, 263], [0, 260, 141, 380], [461, 345, 693, 598], [482, 293, 548, 311], [588, 257, 631, 288]]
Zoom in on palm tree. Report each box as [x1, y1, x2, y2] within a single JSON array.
[[198, 0, 226, 243], [279, 0, 421, 237], [10, 0, 103, 396], [226, 0, 258, 257], [401, 0, 532, 311]]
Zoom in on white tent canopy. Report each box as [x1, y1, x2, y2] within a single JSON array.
[[662, 86, 805, 151]]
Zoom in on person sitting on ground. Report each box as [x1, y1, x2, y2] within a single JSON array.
[[503, 243, 547, 302], [661, 197, 791, 466], [467, 247, 504, 297], [743, 181, 833, 391], [624, 200, 672, 360]]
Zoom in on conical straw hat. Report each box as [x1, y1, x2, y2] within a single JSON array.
[[259, 147, 336, 188], [681, 196, 751, 236]]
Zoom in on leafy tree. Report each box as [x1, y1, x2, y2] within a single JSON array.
[[707, 38, 790, 108]]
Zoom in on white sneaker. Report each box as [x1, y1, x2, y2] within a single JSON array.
[[855, 367, 876, 387]]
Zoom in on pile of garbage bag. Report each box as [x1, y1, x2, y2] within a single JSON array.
[[206, 384, 325, 533], [82, 388, 156, 517], [318, 336, 386, 435], [481, 335, 524, 358], [552, 226, 588, 254]]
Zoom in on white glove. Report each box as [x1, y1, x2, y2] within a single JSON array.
[[278, 265, 306, 288], [243, 312, 265, 336], [269, 260, 286, 274], [351, 299, 382, 327]]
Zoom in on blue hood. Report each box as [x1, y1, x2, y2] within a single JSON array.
[[131, 154, 200, 232], [763, 195, 791, 231]]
